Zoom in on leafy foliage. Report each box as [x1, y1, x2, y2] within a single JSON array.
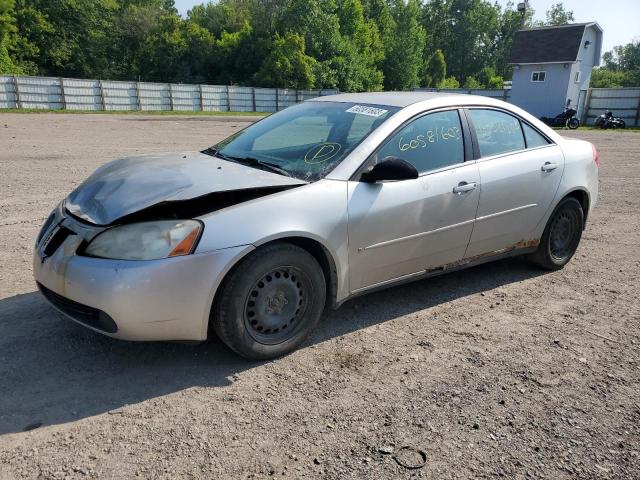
[[0, 0, 607, 93], [439, 76, 460, 88], [592, 41, 640, 88], [255, 32, 316, 89], [542, 2, 574, 26], [382, 0, 425, 90]]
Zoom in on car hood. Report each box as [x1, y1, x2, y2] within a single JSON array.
[[65, 152, 307, 225]]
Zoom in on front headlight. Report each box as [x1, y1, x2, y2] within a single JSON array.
[[84, 220, 203, 260]]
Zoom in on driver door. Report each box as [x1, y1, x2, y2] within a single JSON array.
[[347, 109, 480, 293]]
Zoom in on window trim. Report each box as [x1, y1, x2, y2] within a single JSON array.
[[351, 107, 472, 181], [464, 106, 555, 161], [531, 71, 546, 82]]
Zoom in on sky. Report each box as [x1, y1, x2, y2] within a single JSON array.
[[174, 0, 638, 54]]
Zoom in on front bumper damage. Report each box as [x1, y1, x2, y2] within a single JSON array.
[[33, 206, 253, 341]]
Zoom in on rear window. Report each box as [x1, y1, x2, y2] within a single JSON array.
[[469, 109, 525, 157], [522, 123, 550, 148]]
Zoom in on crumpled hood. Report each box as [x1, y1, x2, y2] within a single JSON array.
[[65, 152, 307, 225]]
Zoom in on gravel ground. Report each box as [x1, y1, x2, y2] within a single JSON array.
[[0, 114, 638, 479]]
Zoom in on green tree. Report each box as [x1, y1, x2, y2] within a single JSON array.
[[213, 21, 262, 85], [492, 1, 534, 79], [0, 0, 23, 73], [477, 66, 503, 88], [255, 32, 315, 89], [422, 0, 501, 86], [543, 2, 574, 26], [383, 0, 425, 90], [591, 41, 640, 88], [334, 0, 384, 91], [463, 76, 481, 88], [423, 49, 446, 87], [13, 0, 119, 78], [590, 68, 628, 88], [439, 76, 460, 88], [275, 0, 343, 88]]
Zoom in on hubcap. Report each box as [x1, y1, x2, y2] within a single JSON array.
[[549, 209, 579, 261], [244, 267, 307, 344]]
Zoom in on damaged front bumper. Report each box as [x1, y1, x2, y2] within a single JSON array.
[[33, 206, 254, 341]]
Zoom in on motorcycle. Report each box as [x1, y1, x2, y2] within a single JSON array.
[[540, 108, 580, 129], [594, 110, 626, 129]]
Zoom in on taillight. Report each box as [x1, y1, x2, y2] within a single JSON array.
[[591, 143, 600, 167]]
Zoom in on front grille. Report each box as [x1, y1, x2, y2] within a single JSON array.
[[42, 226, 75, 258], [37, 283, 118, 334], [36, 212, 56, 246]]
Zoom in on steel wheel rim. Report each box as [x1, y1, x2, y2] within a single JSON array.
[[243, 266, 309, 345], [549, 208, 579, 261]]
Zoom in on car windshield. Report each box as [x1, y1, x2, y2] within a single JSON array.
[[209, 101, 399, 181]]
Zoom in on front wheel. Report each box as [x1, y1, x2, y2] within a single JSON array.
[[528, 197, 584, 270], [212, 243, 326, 360], [567, 117, 580, 129]]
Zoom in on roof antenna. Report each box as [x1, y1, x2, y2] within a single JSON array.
[[517, 0, 530, 28]]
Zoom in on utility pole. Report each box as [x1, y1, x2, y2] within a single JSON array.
[[517, 0, 530, 28]]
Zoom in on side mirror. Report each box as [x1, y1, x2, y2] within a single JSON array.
[[360, 156, 419, 183]]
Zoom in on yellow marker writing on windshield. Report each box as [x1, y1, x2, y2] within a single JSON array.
[[305, 143, 342, 164]]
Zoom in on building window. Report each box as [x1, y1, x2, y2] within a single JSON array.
[[531, 71, 546, 82], [574, 71, 581, 83]]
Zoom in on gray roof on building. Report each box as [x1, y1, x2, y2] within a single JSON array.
[[509, 23, 601, 64]]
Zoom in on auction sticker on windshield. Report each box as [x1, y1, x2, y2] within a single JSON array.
[[346, 105, 388, 117]]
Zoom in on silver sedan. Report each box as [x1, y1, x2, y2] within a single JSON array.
[[34, 92, 599, 359]]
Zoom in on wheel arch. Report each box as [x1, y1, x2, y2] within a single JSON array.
[[563, 188, 590, 228], [207, 235, 340, 339]]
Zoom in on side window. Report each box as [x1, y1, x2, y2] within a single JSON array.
[[375, 110, 464, 174], [468, 109, 525, 157], [522, 123, 550, 148]]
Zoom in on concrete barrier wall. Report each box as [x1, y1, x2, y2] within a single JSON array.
[[0, 76, 338, 113]]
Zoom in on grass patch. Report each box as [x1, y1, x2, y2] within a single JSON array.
[[576, 125, 640, 132], [553, 125, 640, 132], [0, 108, 270, 117]]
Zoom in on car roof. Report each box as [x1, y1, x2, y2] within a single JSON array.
[[310, 91, 468, 108]]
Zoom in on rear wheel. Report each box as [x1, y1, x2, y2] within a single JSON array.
[[212, 243, 326, 360], [528, 197, 584, 270], [567, 117, 580, 129]]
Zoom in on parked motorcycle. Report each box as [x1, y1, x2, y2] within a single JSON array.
[[540, 108, 580, 129], [594, 110, 626, 129]]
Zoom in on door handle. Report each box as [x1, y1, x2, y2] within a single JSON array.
[[541, 162, 559, 172], [452, 182, 477, 194]]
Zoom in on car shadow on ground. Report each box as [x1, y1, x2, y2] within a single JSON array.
[[0, 257, 544, 435]]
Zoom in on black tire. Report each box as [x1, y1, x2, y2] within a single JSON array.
[[528, 197, 584, 270], [567, 117, 580, 129], [619, 120, 626, 129], [211, 242, 326, 360]]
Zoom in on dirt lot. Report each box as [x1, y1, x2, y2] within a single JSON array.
[[0, 113, 638, 479]]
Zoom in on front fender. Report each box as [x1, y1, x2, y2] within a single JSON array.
[[196, 179, 350, 302]]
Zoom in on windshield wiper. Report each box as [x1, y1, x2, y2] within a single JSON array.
[[201, 147, 218, 157], [202, 148, 292, 177], [222, 154, 292, 177]]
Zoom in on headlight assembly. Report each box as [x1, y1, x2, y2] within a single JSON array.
[[84, 220, 203, 260]]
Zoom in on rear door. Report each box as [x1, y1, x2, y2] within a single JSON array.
[[347, 109, 481, 292], [464, 108, 564, 258]]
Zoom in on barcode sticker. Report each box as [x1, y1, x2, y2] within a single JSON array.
[[346, 105, 388, 117]]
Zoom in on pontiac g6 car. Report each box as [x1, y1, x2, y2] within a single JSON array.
[[35, 92, 599, 359]]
